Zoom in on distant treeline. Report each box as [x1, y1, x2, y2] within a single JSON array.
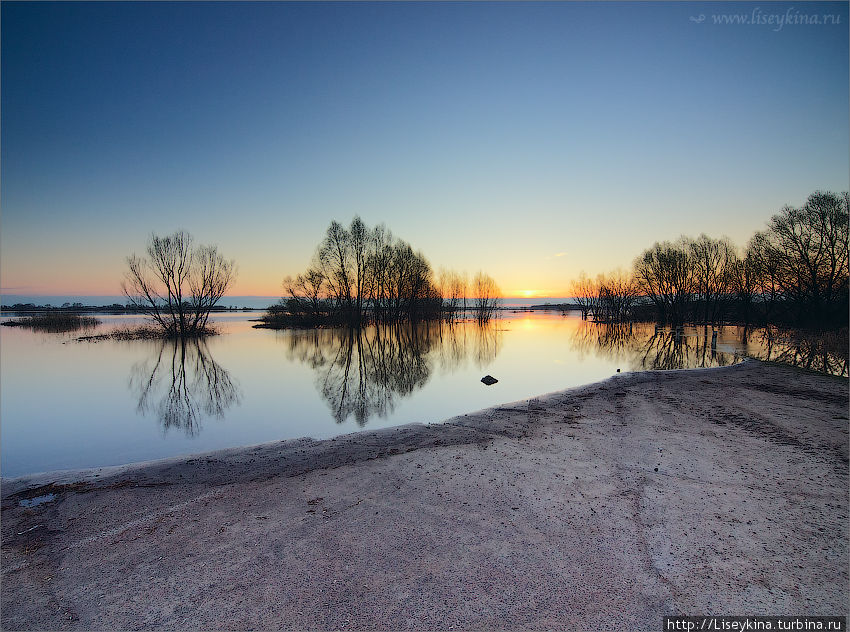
[[1, 302, 131, 312], [0, 303, 250, 313], [571, 191, 849, 330], [261, 217, 500, 328]]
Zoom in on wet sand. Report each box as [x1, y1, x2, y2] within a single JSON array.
[[2, 360, 847, 630]]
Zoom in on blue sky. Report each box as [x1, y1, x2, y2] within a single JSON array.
[[2, 1, 848, 297]]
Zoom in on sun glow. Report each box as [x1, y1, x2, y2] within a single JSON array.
[[516, 289, 540, 298]]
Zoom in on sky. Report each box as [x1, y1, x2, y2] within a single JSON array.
[[2, 1, 848, 300]]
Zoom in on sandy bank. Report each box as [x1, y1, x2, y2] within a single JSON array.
[[2, 361, 847, 630]]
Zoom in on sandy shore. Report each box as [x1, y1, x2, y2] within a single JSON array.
[[2, 360, 847, 630]]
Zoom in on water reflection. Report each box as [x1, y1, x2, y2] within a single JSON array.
[[635, 327, 740, 371], [752, 327, 848, 376], [281, 321, 502, 425], [129, 337, 241, 435], [3, 312, 846, 478], [571, 321, 848, 376]]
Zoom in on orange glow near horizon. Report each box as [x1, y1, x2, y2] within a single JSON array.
[[515, 289, 541, 299], [1, 258, 575, 299], [0, 282, 574, 299]]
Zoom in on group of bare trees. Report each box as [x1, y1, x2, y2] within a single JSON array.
[[434, 270, 501, 323], [276, 217, 439, 325], [437, 269, 469, 318], [571, 191, 848, 329], [571, 270, 639, 322], [123, 221, 501, 337], [632, 236, 737, 327], [269, 217, 501, 327], [122, 192, 843, 337], [752, 192, 849, 327]]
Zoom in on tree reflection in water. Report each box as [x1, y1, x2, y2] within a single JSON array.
[[281, 321, 502, 425], [635, 326, 740, 371], [129, 337, 241, 435], [753, 327, 848, 376], [571, 321, 847, 376]]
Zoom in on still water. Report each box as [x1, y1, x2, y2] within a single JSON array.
[[1, 311, 845, 477]]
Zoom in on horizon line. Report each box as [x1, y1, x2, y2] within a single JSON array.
[[1, 293, 574, 300]]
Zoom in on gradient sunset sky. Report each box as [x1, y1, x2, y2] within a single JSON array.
[[2, 1, 848, 299]]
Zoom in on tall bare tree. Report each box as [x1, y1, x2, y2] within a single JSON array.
[[366, 224, 394, 320], [349, 216, 369, 322], [438, 269, 469, 322], [634, 239, 694, 326], [687, 234, 736, 325], [596, 269, 639, 322], [123, 231, 235, 337], [317, 220, 354, 315], [472, 272, 501, 324], [570, 272, 598, 320], [744, 231, 782, 323], [729, 244, 759, 328]]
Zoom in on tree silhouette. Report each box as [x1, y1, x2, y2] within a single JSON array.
[[123, 231, 235, 337], [472, 272, 501, 324], [266, 218, 483, 327]]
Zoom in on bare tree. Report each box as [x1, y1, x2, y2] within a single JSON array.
[[745, 231, 782, 323], [349, 216, 369, 323], [762, 191, 849, 326], [438, 269, 469, 322], [123, 231, 236, 337], [634, 239, 694, 326], [316, 220, 355, 315], [472, 272, 501, 324], [283, 266, 326, 319], [687, 234, 736, 325], [595, 269, 639, 322], [570, 272, 598, 320], [453, 271, 469, 318], [729, 245, 759, 328], [366, 224, 394, 321]]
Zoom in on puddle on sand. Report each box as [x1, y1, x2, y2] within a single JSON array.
[[19, 493, 56, 508]]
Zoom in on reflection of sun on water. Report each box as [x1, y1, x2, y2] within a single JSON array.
[[517, 317, 539, 331]]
